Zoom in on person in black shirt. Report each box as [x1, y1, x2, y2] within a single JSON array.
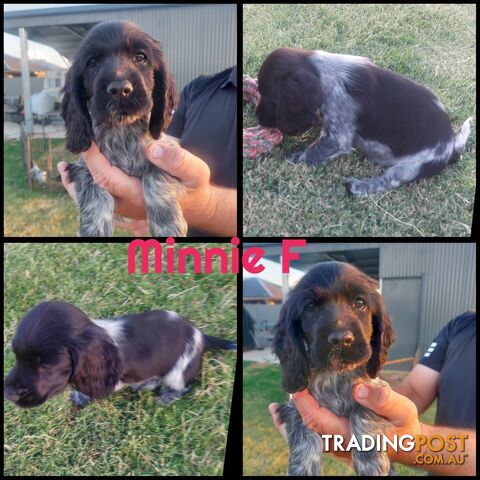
[[167, 66, 237, 236], [401, 311, 476, 429], [167, 66, 237, 189]]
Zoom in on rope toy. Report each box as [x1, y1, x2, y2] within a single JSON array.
[[243, 75, 283, 159]]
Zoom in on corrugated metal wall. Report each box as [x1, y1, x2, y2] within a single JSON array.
[[380, 243, 476, 354], [133, 5, 237, 90], [77, 4, 237, 90], [6, 4, 237, 91]]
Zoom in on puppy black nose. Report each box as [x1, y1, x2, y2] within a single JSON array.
[[107, 80, 133, 99], [327, 330, 354, 347]]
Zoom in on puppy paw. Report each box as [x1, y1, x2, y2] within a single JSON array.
[[130, 378, 161, 392], [71, 390, 91, 407], [287, 151, 307, 164], [345, 177, 372, 197], [155, 391, 179, 405], [155, 385, 192, 405]]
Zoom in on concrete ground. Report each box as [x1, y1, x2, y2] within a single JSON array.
[[243, 349, 278, 363]]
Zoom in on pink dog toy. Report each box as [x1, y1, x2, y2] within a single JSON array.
[[243, 75, 283, 159]]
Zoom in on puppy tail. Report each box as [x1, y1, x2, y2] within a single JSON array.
[[454, 117, 472, 154], [203, 334, 237, 351]]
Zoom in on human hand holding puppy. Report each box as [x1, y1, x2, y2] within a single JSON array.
[[59, 138, 237, 236], [269, 384, 476, 475], [269, 383, 420, 462]]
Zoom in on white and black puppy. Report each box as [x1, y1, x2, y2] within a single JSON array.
[[4, 301, 236, 408], [256, 48, 471, 196]]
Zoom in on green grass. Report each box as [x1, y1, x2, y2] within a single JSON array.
[[4, 139, 78, 236], [4, 140, 147, 237], [243, 4, 475, 236]]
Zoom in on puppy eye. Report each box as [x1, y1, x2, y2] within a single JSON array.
[[86, 57, 97, 69], [353, 296, 367, 310], [134, 52, 147, 64], [304, 303, 315, 315]]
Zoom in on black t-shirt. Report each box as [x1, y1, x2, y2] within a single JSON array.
[[419, 311, 476, 428], [167, 66, 237, 188]]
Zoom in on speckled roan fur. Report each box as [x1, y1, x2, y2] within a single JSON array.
[[257, 48, 471, 196], [279, 371, 395, 476]]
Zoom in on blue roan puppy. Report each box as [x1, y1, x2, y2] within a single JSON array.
[[256, 48, 471, 196], [4, 301, 236, 408]]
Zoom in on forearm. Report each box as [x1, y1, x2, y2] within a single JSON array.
[[185, 186, 237, 236]]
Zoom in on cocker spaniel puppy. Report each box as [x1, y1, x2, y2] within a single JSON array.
[[273, 261, 396, 475], [256, 48, 471, 196], [61, 20, 187, 236], [4, 301, 236, 408]]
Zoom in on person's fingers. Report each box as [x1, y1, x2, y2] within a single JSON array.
[[268, 402, 281, 427], [146, 140, 210, 188], [268, 403, 287, 439], [353, 382, 419, 428], [80, 143, 146, 218], [57, 161, 77, 203], [293, 390, 322, 418], [114, 218, 150, 236], [82, 143, 133, 194], [293, 389, 343, 434], [82, 142, 110, 181]]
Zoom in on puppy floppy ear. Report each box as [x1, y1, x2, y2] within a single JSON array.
[[273, 299, 310, 393], [366, 300, 396, 378], [150, 66, 177, 139], [60, 67, 94, 153], [274, 72, 322, 134], [70, 325, 122, 399]]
